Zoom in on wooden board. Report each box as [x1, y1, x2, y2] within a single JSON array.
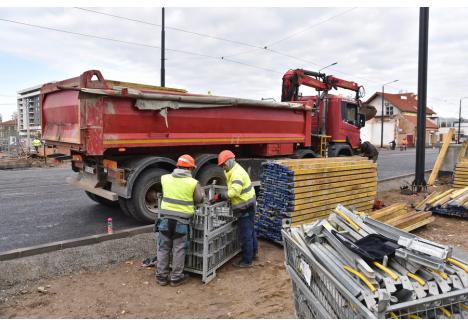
[[457, 140, 468, 163], [401, 216, 435, 232], [294, 185, 377, 204], [294, 179, 377, 196], [293, 171, 377, 187]]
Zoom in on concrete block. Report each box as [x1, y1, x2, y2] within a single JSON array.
[[437, 143, 463, 173]]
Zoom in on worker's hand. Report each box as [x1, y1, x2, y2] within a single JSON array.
[[218, 190, 228, 201]]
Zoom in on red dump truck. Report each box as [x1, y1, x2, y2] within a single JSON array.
[[41, 69, 371, 223]]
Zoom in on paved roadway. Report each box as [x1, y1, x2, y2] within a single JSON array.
[[0, 148, 439, 252], [377, 147, 438, 180]]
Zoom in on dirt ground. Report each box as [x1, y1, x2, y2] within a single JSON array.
[[0, 240, 294, 319], [376, 179, 468, 250], [1, 183, 467, 319]]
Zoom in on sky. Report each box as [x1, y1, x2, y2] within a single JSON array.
[[0, 4, 468, 121]]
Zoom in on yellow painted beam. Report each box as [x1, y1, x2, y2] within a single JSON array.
[[293, 168, 376, 182], [293, 172, 377, 188], [294, 189, 377, 210], [291, 194, 376, 217]]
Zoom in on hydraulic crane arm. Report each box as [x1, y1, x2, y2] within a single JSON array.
[[281, 69, 363, 102]]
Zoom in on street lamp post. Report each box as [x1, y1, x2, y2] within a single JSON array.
[[318, 62, 338, 73], [380, 79, 399, 148], [458, 97, 468, 143]]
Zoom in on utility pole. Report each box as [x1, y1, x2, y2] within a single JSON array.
[[413, 7, 429, 192], [161, 7, 165, 87], [380, 80, 398, 148]]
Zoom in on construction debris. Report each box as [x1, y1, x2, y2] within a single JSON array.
[[255, 157, 377, 243], [283, 204, 468, 319], [416, 187, 468, 218], [370, 203, 435, 232], [0, 157, 32, 170], [453, 158, 468, 189]]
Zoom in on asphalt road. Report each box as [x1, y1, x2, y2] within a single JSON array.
[[377, 147, 439, 180], [0, 167, 141, 252], [0, 148, 440, 252]]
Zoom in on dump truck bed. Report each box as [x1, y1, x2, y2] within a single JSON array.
[[41, 70, 312, 156]]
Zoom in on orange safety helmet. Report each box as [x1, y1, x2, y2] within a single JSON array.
[[218, 150, 235, 166], [177, 154, 197, 168]]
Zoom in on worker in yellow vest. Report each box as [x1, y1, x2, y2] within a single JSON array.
[[217, 150, 258, 268], [156, 154, 205, 286], [32, 138, 42, 153]]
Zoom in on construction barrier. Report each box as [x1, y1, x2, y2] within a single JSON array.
[[283, 204, 468, 319], [255, 157, 377, 243]]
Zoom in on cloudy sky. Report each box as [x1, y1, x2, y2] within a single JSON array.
[[0, 4, 467, 121]]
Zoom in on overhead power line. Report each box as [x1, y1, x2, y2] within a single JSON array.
[[75, 7, 264, 50], [223, 7, 357, 59], [0, 18, 280, 75], [267, 8, 357, 47]]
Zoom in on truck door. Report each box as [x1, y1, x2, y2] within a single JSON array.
[[340, 101, 360, 147]]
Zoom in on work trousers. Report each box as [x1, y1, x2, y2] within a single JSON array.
[[156, 231, 187, 281], [238, 205, 258, 264]]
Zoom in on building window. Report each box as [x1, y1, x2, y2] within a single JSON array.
[[385, 103, 394, 116]]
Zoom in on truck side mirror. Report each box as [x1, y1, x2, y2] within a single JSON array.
[[358, 113, 366, 127]]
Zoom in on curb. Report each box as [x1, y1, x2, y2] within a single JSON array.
[[378, 169, 432, 183], [0, 225, 153, 262]]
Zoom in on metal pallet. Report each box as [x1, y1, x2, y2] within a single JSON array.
[[157, 189, 241, 284]]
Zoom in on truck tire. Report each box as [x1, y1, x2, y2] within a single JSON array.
[[84, 191, 119, 207], [293, 149, 318, 159], [118, 197, 142, 221], [196, 164, 226, 186], [126, 168, 168, 224], [328, 144, 353, 157]]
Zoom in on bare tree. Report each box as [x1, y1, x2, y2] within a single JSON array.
[[11, 111, 18, 121]]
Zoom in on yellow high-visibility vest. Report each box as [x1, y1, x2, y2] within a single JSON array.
[[225, 163, 256, 210], [160, 174, 198, 220]]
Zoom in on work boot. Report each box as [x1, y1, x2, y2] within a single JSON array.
[[233, 259, 252, 268], [170, 274, 189, 287], [156, 275, 169, 286], [253, 251, 259, 260]]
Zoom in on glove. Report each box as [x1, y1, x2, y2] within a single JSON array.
[[211, 193, 220, 204], [210, 191, 227, 204]]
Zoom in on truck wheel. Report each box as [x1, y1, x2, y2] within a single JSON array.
[[293, 149, 318, 159], [118, 197, 141, 220], [126, 168, 168, 224], [197, 164, 226, 186], [328, 144, 353, 157], [84, 191, 119, 207]]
